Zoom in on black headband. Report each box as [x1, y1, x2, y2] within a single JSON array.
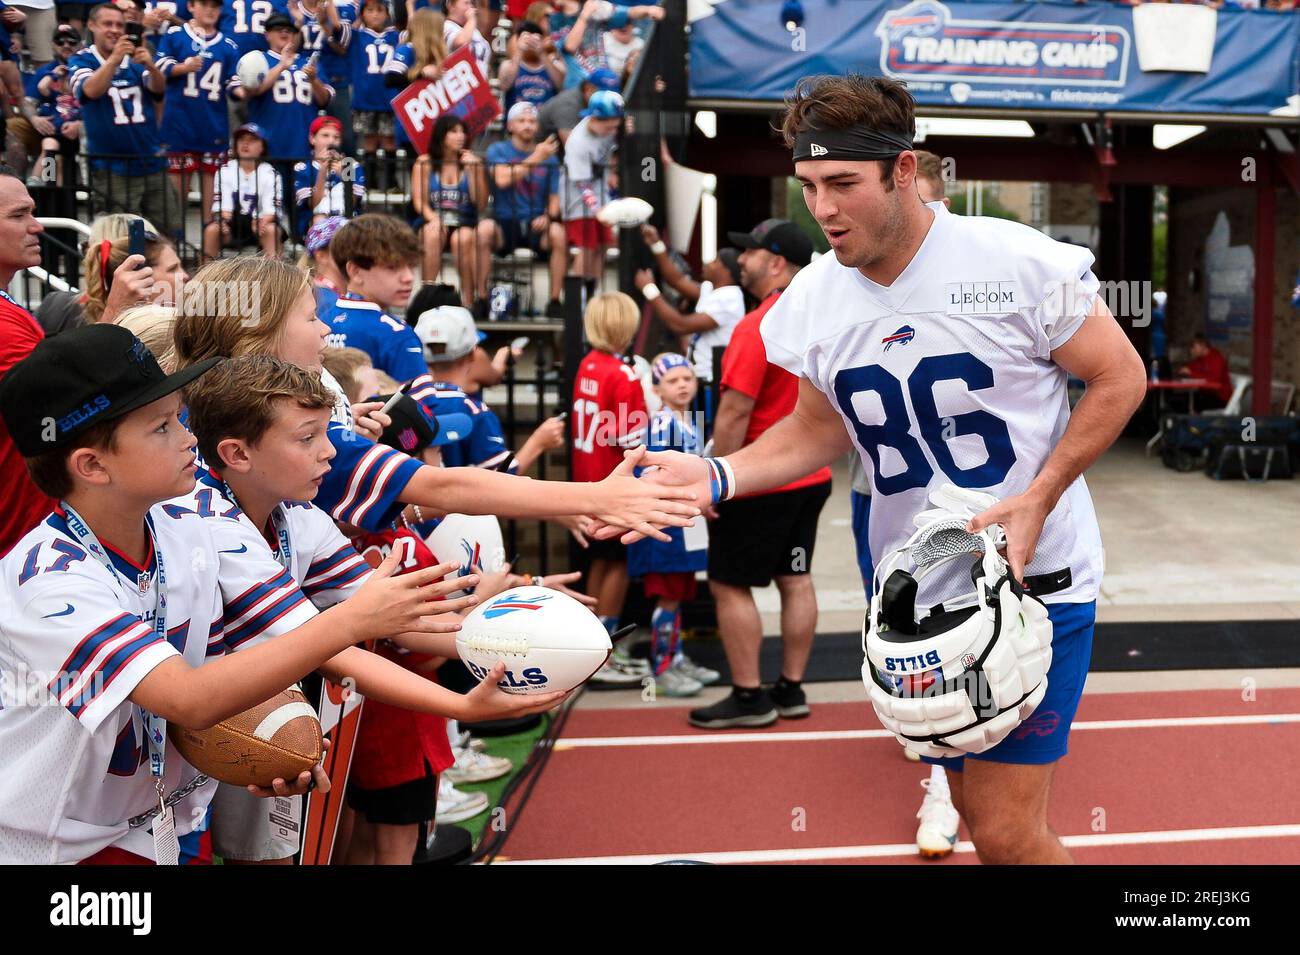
[[792, 124, 914, 163]]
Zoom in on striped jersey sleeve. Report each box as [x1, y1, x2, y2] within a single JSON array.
[[294, 504, 372, 608], [315, 423, 423, 531], [208, 515, 317, 652]]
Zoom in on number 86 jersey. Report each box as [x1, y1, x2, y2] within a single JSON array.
[[760, 202, 1104, 607]]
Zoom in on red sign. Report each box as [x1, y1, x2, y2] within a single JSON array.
[[390, 46, 501, 153]]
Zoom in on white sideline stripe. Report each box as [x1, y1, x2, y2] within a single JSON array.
[[252, 702, 319, 742], [553, 712, 1300, 748], [496, 824, 1300, 865]]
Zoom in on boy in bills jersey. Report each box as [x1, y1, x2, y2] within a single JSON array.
[[69, 3, 180, 236], [242, 12, 333, 162], [293, 115, 366, 236], [290, 0, 357, 154], [348, 0, 398, 155], [0, 326, 455, 864], [572, 292, 649, 684], [180, 355, 567, 861], [321, 214, 425, 382], [156, 0, 244, 227], [408, 303, 566, 474], [622, 76, 1147, 865], [205, 122, 283, 259]]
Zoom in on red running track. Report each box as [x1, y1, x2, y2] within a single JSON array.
[[495, 687, 1300, 864]]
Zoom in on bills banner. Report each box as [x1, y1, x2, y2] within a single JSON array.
[[392, 46, 501, 153], [688, 0, 1300, 117]]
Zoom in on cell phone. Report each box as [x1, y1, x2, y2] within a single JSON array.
[[510, 336, 529, 352], [127, 218, 146, 260], [125, 22, 144, 46]]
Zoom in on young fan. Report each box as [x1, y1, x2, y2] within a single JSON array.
[[626, 353, 719, 696], [571, 292, 650, 684], [349, 0, 399, 158], [241, 13, 333, 163], [320, 213, 424, 383], [408, 304, 565, 474], [206, 123, 284, 259], [0, 325, 452, 864], [293, 116, 367, 235], [172, 257, 700, 543], [305, 214, 348, 318], [180, 354, 567, 863]]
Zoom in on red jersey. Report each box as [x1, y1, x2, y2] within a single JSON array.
[[571, 349, 648, 483], [720, 291, 832, 497], [349, 528, 454, 789], [0, 295, 54, 557], [1185, 348, 1232, 403]]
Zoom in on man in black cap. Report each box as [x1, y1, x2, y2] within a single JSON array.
[[687, 216, 832, 730]]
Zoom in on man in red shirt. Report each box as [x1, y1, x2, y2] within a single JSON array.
[[1177, 334, 1233, 409], [691, 219, 832, 729], [0, 171, 53, 557]]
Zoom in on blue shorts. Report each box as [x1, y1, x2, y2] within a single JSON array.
[[924, 599, 1096, 770], [850, 490, 872, 598]]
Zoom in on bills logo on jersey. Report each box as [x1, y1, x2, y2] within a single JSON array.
[[882, 325, 915, 350], [482, 591, 553, 619]]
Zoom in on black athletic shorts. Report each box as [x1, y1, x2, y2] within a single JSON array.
[[346, 762, 440, 826], [708, 480, 832, 588]]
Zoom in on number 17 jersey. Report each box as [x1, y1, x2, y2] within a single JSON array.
[[760, 202, 1104, 606]]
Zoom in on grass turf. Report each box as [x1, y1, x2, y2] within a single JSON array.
[[450, 716, 551, 848]]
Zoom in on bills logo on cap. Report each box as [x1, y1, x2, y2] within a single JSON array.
[[882, 325, 915, 350], [809, 143, 828, 157], [483, 591, 553, 619]]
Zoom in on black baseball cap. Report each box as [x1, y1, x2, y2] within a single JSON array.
[[0, 324, 220, 457], [726, 218, 814, 267], [377, 394, 472, 455], [264, 12, 295, 31]]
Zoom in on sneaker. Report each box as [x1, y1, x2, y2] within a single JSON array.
[[590, 657, 646, 686], [452, 729, 487, 753], [654, 667, 703, 697], [915, 770, 960, 859], [688, 689, 778, 729], [769, 679, 811, 719], [673, 654, 720, 686], [612, 646, 651, 676], [544, 298, 564, 319], [435, 779, 489, 824], [444, 747, 512, 784]]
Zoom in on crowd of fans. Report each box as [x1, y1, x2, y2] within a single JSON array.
[[4, 0, 665, 317]]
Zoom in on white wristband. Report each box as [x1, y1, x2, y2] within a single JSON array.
[[650, 240, 667, 255], [642, 283, 661, 302]]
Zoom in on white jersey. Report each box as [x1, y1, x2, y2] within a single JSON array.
[[211, 159, 283, 219], [0, 503, 315, 863], [688, 280, 747, 382], [760, 202, 1103, 606], [174, 474, 373, 614]]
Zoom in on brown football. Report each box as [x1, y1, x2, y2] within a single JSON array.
[[168, 688, 323, 787]]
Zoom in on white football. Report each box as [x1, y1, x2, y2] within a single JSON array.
[[236, 50, 269, 92], [456, 586, 612, 695], [596, 196, 654, 228], [424, 513, 505, 598]]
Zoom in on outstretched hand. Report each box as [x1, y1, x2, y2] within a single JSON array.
[[589, 447, 701, 543], [589, 449, 710, 544]]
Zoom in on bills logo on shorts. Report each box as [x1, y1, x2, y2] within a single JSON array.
[[483, 591, 553, 619], [882, 325, 915, 350]]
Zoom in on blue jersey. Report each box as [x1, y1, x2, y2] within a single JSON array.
[[407, 375, 515, 472], [298, 0, 355, 87], [156, 26, 243, 153], [485, 139, 558, 222], [315, 280, 339, 320], [245, 50, 332, 161], [220, 0, 291, 58], [69, 46, 166, 175], [628, 407, 707, 576], [324, 295, 427, 383], [294, 158, 367, 232], [503, 61, 556, 113], [383, 41, 414, 146], [349, 25, 398, 111]]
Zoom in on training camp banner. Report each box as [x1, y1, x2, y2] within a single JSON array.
[[687, 0, 1300, 118]]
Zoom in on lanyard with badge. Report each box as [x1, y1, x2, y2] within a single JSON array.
[[60, 502, 185, 865]]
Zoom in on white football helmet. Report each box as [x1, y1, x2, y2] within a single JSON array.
[[862, 501, 1053, 759]]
